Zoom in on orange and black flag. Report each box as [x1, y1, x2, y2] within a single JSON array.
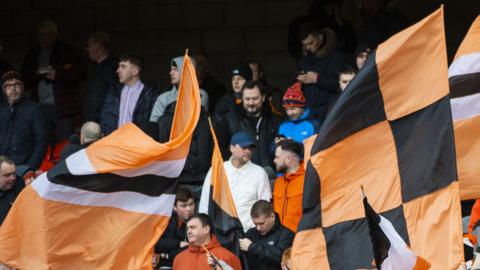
[[449, 16, 480, 201], [291, 7, 463, 270], [207, 118, 244, 255], [0, 53, 201, 269]]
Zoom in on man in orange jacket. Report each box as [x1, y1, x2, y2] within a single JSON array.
[[272, 139, 305, 232], [173, 213, 242, 270]]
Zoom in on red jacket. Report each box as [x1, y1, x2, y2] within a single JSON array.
[[273, 163, 305, 232], [173, 235, 242, 270]]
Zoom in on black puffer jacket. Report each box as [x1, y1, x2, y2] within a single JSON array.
[[100, 83, 159, 135], [0, 98, 48, 169], [218, 106, 281, 171], [83, 55, 120, 122], [158, 102, 213, 185], [244, 215, 295, 270]]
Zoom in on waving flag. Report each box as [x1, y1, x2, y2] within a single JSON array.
[[207, 118, 244, 256], [363, 194, 430, 270], [291, 7, 463, 270], [449, 16, 480, 200], [0, 53, 201, 269]]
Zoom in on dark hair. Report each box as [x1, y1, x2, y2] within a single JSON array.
[[175, 187, 194, 205], [89, 31, 112, 51], [339, 65, 357, 76], [0, 156, 14, 167], [248, 60, 264, 74], [251, 200, 274, 218], [188, 213, 214, 235], [119, 53, 143, 72], [242, 80, 267, 96], [298, 22, 322, 41], [276, 139, 302, 158]]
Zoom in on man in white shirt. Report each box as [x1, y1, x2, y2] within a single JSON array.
[[199, 131, 271, 232]]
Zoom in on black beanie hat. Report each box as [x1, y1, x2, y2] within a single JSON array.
[[232, 63, 253, 81]]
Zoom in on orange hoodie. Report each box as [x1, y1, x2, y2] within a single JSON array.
[[273, 163, 305, 232], [173, 235, 242, 270]]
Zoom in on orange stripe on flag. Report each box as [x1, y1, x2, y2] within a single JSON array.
[[0, 187, 170, 269], [208, 118, 239, 218], [376, 7, 449, 121], [453, 16, 480, 60]]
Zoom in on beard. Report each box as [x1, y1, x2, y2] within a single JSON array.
[[276, 164, 288, 174]]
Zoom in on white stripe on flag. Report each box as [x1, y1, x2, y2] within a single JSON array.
[[31, 173, 175, 216], [378, 216, 417, 270], [66, 149, 187, 178], [66, 149, 96, 175], [448, 52, 480, 77], [451, 92, 480, 121]]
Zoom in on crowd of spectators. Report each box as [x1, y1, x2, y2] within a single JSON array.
[[0, 1, 420, 268]]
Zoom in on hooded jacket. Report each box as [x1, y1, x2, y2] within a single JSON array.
[[278, 108, 321, 144], [150, 56, 209, 122], [173, 235, 242, 270], [243, 215, 294, 270], [273, 163, 305, 232], [297, 28, 344, 120]]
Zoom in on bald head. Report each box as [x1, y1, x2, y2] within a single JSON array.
[[80, 122, 102, 145]]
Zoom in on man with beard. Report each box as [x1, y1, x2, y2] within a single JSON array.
[[0, 71, 48, 170], [218, 81, 281, 178], [239, 200, 294, 270], [296, 22, 344, 121], [272, 139, 304, 232]]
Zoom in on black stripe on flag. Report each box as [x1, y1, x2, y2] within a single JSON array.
[[312, 51, 387, 153], [297, 160, 322, 231], [390, 95, 457, 203], [364, 197, 390, 270], [449, 72, 480, 98], [323, 204, 408, 269], [47, 161, 176, 196]]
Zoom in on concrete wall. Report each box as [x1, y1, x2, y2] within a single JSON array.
[[0, 0, 477, 92]]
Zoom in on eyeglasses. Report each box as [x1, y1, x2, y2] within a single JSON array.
[[4, 82, 22, 91]]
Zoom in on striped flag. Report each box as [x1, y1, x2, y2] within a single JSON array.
[[363, 194, 431, 270], [449, 16, 480, 200], [0, 54, 201, 269], [207, 119, 244, 255], [291, 7, 463, 270]]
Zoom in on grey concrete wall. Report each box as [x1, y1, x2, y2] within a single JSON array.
[[0, 0, 478, 92], [0, 0, 310, 92]]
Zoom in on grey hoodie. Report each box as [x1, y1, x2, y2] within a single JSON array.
[[150, 56, 209, 122]]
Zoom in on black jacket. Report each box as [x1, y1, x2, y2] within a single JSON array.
[[83, 55, 120, 122], [0, 177, 25, 225], [0, 98, 48, 169], [244, 215, 295, 270], [154, 214, 188, 267], [214, 92, 241, 121], [21, 40, 86, 118], [100, 83, 159, 135], [297, 29, 344, 120], [219, 106, 281, 171], [158, 103, 213, 185]]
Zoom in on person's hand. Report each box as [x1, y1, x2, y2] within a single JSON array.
[[45, 67, 56, 81], [239, 238, 252, 251], [207, 252, 218, 269], [179, 241, 189, 248], [152, 253, 160, 268], [296, 71, 318, 84]]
